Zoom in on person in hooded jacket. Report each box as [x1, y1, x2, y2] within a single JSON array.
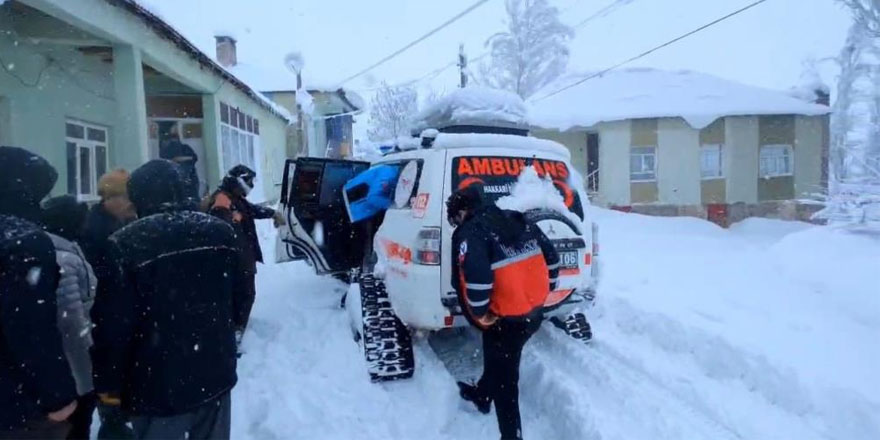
[[0, 146, 79, 439], [447, 184, 560, 440], [40, 195, 99, 440], [90, 160, 243, 440], [79, 169, 137, 440], [204, 164, 285, 345]]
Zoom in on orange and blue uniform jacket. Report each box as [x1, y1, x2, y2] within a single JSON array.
[[451, 206, 559, 327]]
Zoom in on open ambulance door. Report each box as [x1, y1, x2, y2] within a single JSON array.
[[275, 157, 371, 275]]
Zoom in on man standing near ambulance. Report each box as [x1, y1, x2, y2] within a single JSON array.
[[447, 184, 560, 440]]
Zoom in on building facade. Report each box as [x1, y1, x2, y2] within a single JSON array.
[[531, 68, 831, 225], [0, 0, 291, 202]]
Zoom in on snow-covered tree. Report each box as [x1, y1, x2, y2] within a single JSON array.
[[366, 82, 418, 142], [480, 0, 574, 99], [816, 1, 880, 227]]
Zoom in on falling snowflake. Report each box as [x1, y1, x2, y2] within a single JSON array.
[[26, 266, 41, 286]]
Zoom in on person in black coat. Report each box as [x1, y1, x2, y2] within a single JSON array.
[[0, 146, 78, 439], [204, 165, 285, 343], [159, 139, 200, 201], [90, 160, 243, 440], [79, 169, 136, 440]]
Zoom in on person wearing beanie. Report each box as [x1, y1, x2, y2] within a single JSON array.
[[80, 169, 137, 440], [0, 146, 79, 439], [41, 196, 98, 440], [447, 184, 559, 440], [90, 159, 242, 440], [204, 164, 285, 349]]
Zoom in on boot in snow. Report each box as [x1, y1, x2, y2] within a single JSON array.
[[457, 381, 491, 414]]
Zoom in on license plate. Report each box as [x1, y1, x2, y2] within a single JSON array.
[[559, 250, 579, 269]]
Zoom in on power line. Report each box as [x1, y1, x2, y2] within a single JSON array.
[[532, 0, 771, 102], [337, 0, 492, 86], [572, 0, 635, 29]]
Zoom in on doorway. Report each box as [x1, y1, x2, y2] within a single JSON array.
[[586, 132, 599, 192], [148, 118, 208, 196]]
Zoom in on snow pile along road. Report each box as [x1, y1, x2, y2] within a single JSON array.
[[236, 213, 879, 439]]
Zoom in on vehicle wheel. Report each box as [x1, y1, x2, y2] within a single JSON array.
[[551, 312, 593, 343], [359, 274, 415, 382]]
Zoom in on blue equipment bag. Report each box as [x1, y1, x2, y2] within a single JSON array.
[[343, 164, 400, 223]]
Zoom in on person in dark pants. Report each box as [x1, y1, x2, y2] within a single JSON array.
[[90, 160, 243, 440], [41, 196, 98, 440], [80, 169, 137, 440], [0, 146, 79, 439], [204, 165, 285, 348], [447, 184, 559, 440]]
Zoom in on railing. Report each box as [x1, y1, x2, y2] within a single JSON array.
[[586, 169, 599, 193]]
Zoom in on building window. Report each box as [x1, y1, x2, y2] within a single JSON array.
[[65, 120, 108, 200], [220, 102, 259, 172], [630, 146, 656, 182], [700, 144, 723, 179], [760, 144, 793, 177]]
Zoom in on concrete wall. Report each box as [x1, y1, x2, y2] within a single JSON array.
[[794, 115, 826, 198], [700, 118, 726, 204], [598, 120, 631, 206], [629, 119, 658, 204], [658, 118, 700, 204], [533, 129, 587, 175], [725, 116, 759, 203], [0, 31, 117, 197]]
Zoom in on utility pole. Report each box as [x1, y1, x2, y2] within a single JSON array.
[[295, 71, 306, 157], [458, 43, 468, 88]]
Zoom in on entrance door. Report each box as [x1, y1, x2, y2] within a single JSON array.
[[276, 157, 371, 274], [587, 132, 599, 192]]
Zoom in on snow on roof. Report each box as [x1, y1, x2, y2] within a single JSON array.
[[118, 0, 290, 123], [427, 132, 571, 161], [530, 68, 832, 131], [411, 86, 529, 133]]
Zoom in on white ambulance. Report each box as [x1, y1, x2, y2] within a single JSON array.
[[275, 127, 599, 381]]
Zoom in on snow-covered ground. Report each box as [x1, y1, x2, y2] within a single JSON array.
[[237, 212, 879, 439]]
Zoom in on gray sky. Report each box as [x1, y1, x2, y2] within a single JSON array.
[[143, 0, 853, 134]]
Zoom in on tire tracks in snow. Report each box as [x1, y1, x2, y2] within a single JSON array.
[[523, 328, 743, 440]]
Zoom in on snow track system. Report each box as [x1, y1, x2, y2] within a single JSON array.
[[359, 274, 415, 382]]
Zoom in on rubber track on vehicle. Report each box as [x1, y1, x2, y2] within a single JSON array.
[[359, 274, 415, 382]]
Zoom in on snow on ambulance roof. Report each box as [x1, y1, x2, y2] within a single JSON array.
[[429, 133, 570, 161], [529, 68, 831, 131], [411, 86, 529, 134]]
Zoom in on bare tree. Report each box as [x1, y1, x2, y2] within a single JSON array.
[[840, 0, 880, 36], [480, 0, 574, 99], [366, 82, 418, 142]]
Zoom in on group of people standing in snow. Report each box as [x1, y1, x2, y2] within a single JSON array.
[[0, 146, 283, 440]]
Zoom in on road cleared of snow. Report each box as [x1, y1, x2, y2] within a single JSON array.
[[235, 213, 879, 439]]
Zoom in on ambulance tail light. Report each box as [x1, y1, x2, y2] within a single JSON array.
[[415, 228, 441, 265]]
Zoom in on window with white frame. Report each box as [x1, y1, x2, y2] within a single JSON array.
[[700, 144, 723, 179], [219, 102, 259, 173], [630, 146, 656, 181], [65, 120, 108, 200], [759, 144, 793, 177]]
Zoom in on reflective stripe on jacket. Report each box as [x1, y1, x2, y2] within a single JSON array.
[[452, 206, 560, 323]]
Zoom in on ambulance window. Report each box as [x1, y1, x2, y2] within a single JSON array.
[[319, 162, 361, 206], [295, 167, 321, 202], [390, 160, 423, 209]]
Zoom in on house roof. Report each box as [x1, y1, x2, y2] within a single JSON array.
[[529, 68, 831, 131], [107, 0, 292, 122], [226, 62, 364, 111]]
